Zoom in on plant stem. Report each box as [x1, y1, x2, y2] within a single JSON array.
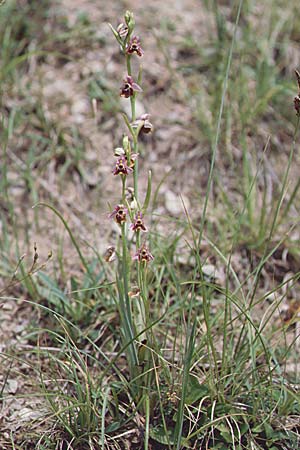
[[134, 153, 139, 202], [121, 223, 130, 313], [144, 393, 150, 450], [121, 175, 126, 202], [126, 53, 139, 201], [126, 55, 136, 122]]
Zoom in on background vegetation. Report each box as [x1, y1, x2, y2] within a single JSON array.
[[1, 0, 300, 448]]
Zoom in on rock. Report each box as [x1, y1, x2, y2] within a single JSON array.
[[4, 379, 18, 394], [164, 190, 190, 216], [202, 264, 224, 283]]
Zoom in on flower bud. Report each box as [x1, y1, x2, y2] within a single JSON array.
[[116, 22, 128, 39], [114, 147, 125, 157], [123, 135, 130, 151], [294, 70, 300, 116], [294, 96, 300, 117], [104, 246, 116, 262], [124, 11, 135, 35]]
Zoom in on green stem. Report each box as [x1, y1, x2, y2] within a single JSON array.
[[34, 202, 94, 281], [121, 223, 130, 311], [126, 53, 139, 200], [126, 55, 136, 121], [126, 54, 131, 75], [144, 393, 150, 450], [126, 55, 135, 122], [136, 230, 141, 249], [121, 175, 126, 203], [134, 155, 139, 202], [131, 95, 136, 122], [141, 266, 149, 328]]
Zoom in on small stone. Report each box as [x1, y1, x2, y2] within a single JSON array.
[[202, 264, 217, 278], [5, 379, 18, 394], [202, 264, 224, 283], [165, 190, 190, 216]]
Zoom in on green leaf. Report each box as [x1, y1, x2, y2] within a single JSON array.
[[107, 22, 122, 46], [37, 271, 70, 312], [185, 374, 210, 405], [70, 276, 78, 299], [150, 426, 175, 445], [239, 422, 249, 436], [143, 170, 152, 212], [264, 422, 274, 439], [215, 423, 232, 443], [252, 424, 264, 434]]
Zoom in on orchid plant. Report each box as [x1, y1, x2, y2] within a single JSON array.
[[108, 12, 154, 404]]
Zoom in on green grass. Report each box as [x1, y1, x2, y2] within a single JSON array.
[[1, 0, 300, 449]]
